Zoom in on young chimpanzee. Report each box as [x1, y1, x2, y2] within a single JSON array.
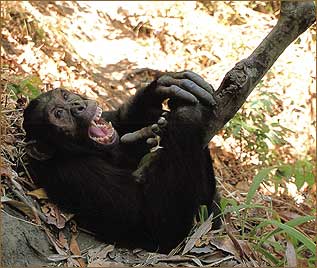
[[23, 71, 221, 253]]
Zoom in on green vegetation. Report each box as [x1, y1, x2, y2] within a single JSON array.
[[7, 75, 42, 99], [221, 85, 316, 267]]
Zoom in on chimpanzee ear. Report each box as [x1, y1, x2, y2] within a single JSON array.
[[25, 140, 55, 161]]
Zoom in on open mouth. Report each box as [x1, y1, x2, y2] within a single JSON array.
[[88, 107, 116, 144]]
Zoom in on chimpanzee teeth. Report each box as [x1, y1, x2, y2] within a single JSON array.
[[98, 107, 102, 118], [93, 107, 103, 121], [91, 136, 104, 142], [91, 121, 113, 129]]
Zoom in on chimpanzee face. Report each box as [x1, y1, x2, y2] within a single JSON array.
[[23, 89, 118, 149]]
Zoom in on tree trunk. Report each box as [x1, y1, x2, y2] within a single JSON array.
[[203, 1, 316, 146]]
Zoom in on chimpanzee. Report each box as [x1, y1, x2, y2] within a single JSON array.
[[23, 71, 221, 253]]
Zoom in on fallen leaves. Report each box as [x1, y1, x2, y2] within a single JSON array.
[[43, 225, 85, 267], [285, 239, 297, 267], [70, 223, 86, 267], [1, 1, 315, 267], [27, 188, 48, 200], [87, 244, 115, 266], [41, 203, 66, 229], [1, 197, 35, 220], [182, 213, 214, 255]]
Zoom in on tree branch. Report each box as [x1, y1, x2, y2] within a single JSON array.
[[204, 1, 316, 146]]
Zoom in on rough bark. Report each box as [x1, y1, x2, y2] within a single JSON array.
[[203, 1, 316, 146]]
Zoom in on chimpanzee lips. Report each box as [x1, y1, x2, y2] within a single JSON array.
[[88, 107, 116, 144]]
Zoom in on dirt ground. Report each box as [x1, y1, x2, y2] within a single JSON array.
[[1, 1, 316, 267]]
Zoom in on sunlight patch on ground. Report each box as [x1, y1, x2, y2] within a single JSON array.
[[17, 1, 316, 159]]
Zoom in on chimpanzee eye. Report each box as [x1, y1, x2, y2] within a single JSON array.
[[62, 91, 68, 100], [54, 109, 63, 119]]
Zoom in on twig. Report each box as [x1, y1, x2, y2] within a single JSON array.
[[6, 172, 47, 222], [203, 1, 316, 145], [1, 209, 41, 227]]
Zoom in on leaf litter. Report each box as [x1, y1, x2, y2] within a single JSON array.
[[1, 1, 315, 267]]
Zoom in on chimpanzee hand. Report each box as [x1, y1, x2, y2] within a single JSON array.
[[123, 112, 168, 184], [121, 112, 168, 184], [116, 71, 215, 136], [146, 71, 216, 108], [120, 111, 169, 150]]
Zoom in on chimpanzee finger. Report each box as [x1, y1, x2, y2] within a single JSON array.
[[172, 71, 215, 94], [158, 75, 215, 106], [151, 124, 161, 135], [179, 79, 216, 106], [157, 117, 167, 127], [156, 85, 198, 104], [120, 126, 154, 144], [146, 138, 158, 147]]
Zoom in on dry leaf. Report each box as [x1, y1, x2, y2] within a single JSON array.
[[236, 181, 249, 192], [199, 251, 227, 264], [58, 231, 69, 250], [279, 210, 302, 221], [42, 203, 66, 229], [70, 235, 81, 256], [286, 239, 297, 267], [61, 212, 75, 222], [2, 199, 35, 219], [43, 227, 68, 256], [0, 164, 12, 178], [87, 244, 114, 264], [88, 261, 123, 267], [237, 240, 255, 260], [225, 218, 245, 258], [209, 237, 240, 260], [27, 188, 48, 200], [70, 233, 86, 267], [190, 245, 213, 254], [182, 213, 214, 255], [47, 254, 69, 262], [67, 257, 81, 267]]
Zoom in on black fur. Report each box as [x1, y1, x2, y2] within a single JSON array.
[[23, 78, 221, 253]]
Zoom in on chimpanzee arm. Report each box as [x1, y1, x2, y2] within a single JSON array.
[[102, 71, 215, 137], [101, 71, 215, 168]]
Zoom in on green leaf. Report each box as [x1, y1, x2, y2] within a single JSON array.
[[258, 215, 315, 246], [305, 173, 314, 186], [224, 204, 265, 214], [256, 246, 279, 265], [246, 167, 275, 205], [293, 160, 313, 189], [198, 205, 209, 222], [256, 219, 316, 254], [220, 197, 237, 212], [276, 164, 293, 178], [232, 125, 241, 136], [240, 121, 258, 133]]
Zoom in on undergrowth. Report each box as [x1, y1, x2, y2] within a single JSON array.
[[221, 83, 316, 267]]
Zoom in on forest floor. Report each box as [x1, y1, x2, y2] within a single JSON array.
[[1, 1, 316, 267]]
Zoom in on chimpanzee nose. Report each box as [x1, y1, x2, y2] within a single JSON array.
[[70, 101, 86, 115]]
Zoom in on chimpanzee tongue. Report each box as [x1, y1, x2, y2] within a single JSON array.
[[89, 125, 106, 138]]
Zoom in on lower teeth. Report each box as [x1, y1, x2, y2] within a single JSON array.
[[90, 134, 113, 143]]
